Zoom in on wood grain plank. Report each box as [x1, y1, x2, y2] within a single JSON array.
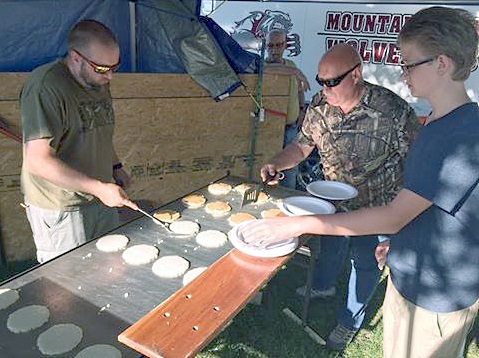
[[118, 248, 294, 358]]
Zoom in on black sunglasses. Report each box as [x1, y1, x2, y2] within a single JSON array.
[[315, 63, 361, 87], [73, 49, 120, 74]]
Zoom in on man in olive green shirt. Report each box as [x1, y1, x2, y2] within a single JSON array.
[[21, 19, 137, 263]]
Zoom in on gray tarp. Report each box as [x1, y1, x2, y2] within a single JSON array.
[[136, 0, 242, 100], [0, 0, 245, 100]]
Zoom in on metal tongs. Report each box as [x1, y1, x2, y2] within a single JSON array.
[[241, 171, 284, 207], [136, 207, 172, 232]]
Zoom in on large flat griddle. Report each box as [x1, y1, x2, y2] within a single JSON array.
[[0, 176, 299, 357], [0, 277, 134, 357]]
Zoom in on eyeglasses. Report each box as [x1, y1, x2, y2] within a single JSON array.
[[267, 42, 285, 49], [73, 49, 120, 74], [315, 63, 360, 87], [399, 57, 435, 74]]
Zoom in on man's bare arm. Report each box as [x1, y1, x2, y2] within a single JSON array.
[[24, 139, 137, 209], [241, 189, 432, 247], [260, 142, 313, 183]]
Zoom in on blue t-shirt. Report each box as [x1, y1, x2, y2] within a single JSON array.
[[388, 102, 479, 313]]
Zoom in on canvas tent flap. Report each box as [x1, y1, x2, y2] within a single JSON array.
[[0, 0, 131, 72], [200, 16, 259, 75], [0, 0, 257, 100], [136, 0, 245, 100]]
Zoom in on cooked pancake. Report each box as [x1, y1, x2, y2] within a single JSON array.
[[205, 201, 232, 217], [228, 212, 257, 226], [182, 194, 207, 208], [255, 191, 270, 205], [208, 182, 232, 195], [260, 208, 282, 218], [233, 183, 253, 195], [153, 209, 181, 223]]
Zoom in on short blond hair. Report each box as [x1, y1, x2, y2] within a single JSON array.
[[68, 19, 118, 53], [398, 6, 478, 81]]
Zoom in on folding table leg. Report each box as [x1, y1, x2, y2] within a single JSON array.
[[282, 238, 326, 345]]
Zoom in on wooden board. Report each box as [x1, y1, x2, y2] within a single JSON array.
[[118, 247, 294, 358], [1, 73, 289, 100]]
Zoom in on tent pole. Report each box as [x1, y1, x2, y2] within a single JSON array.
[[247, 39, 266, 181], [129, 1, 137, 72]]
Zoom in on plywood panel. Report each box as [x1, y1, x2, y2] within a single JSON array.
[[0, 73, 290, 262], [0, 100, 31, 261], [1, 73, 289, 100]]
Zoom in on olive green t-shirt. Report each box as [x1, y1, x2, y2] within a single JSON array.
[[20, 60, 115, 210]]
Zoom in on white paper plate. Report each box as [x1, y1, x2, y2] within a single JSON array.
[[228, 221, 298, 258], [282, 196, 336, 216], [277, 202, 295, 217], [306, 181, 358, 201]]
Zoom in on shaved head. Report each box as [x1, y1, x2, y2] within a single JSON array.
[[317, 43, 365, 113], [319, 43, 362, 79]]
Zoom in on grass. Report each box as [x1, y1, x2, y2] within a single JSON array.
[[198, 253, 479, 358], [1, 256, 478, 358]]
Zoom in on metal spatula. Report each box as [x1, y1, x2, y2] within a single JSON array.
[[136, 207, 172, 232], [241, 171, 284, 207]]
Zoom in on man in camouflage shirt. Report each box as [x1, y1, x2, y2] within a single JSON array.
[[260, 43, 418, 350]]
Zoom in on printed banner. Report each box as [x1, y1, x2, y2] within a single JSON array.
[[202, 1, 479, 116]]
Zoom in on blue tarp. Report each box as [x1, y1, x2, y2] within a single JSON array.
[[0, 0, 258, 99], [0, 0, 131, 72]]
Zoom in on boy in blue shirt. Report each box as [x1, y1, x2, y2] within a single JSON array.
[[241, 6, 479, 357]]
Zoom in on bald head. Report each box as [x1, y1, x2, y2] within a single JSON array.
[[318, 44, 362, 80], [316, 44, 365, 112]]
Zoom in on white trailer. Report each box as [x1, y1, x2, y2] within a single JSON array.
[[201, 1, 479, 116]]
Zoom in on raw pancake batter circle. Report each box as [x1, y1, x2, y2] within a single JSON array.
[[195, 230, 228, 248], [152, 255, 190, 278], [0, 288, 20, 310], [96, 234, 129, 252], [169, 220, 200, 236], [37, 323, 83, 355], [74, 344, 122, 358], [7, 304, 50, 333], [182, 267, 208, 286], [122, 244, 159, 266]]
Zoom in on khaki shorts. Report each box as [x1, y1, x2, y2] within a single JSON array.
[[25, 200, 119, 263], [383, 275, 478, 358]]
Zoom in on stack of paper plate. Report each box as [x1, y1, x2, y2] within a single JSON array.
[[306, 180, 358, 201], [278, 196, 336, 216], [228, 221, 298, 258]]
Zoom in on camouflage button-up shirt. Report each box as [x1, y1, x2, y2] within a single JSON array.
[[295, 81, 418, 210]]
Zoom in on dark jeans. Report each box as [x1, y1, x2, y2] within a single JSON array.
[[310, 234, 380, 330]]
